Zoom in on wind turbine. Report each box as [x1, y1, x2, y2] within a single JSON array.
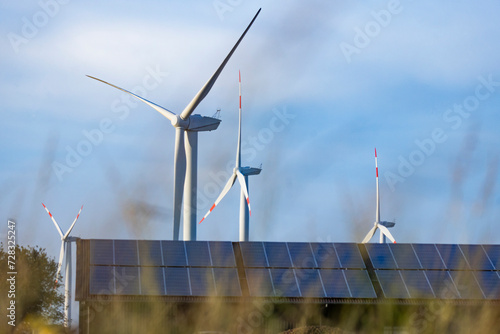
[[199, 71, 261, 241], [361, 148, 396, 244], [42, 203, 83, 328], [87, 9, 261, 241]]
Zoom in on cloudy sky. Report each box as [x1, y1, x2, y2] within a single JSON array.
[[2, 0, 500, 255]]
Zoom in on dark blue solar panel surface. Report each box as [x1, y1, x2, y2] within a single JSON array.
[[425, 270, 460, 299], [209, 241, 236, 267], [115, 266, 140, 295], [344, 270, 376, 298], [482, 245, 500, 270], [114, 240, 138, 266], [294, 269, 325, 297], [365, 244, 397, 269], [213, 268, 241, 296], [389, 244, 422, 269], [449, 270, 483, 299], [164, 267, 190, 296], [376, 270, 409, 298], [161, 241, 187, 266], [90, 266, 114, 294], [400, 270, 434, 298], [435, 244, 469, 270], [264, 242, 292, 268], [412, 244, 446, 269], [270, 269, 300, 297], [334, 243, 365, 268], [311, 243, 340, 268], [185, 241, 211, 267], [459, 244, 494, 270], [140, 267, 165, 295], [319, 269, 351, 298], [90, 239, 114, 265], [473, 271, 500, 299], [240, 242, 268, 267], [138, 240, 163, 266], [288, 243, 317, 268], [245, 268, 274, 297], [189, 267, 215, 296]]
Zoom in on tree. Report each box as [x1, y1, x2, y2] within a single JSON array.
[[0, 243, 65, 333]]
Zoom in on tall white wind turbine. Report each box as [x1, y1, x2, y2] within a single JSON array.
[[361, 148, 397, 244], [42, 203, 83, 328], [199, 71, 261, 241], [87, 9, 261, 241]]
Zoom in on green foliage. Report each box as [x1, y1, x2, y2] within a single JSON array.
[[0, 243, 65, 332]]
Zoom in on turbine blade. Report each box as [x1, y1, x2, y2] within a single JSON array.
[[56, 241, 65, 281], [179, 8, 261, 120], [362, 225, 378, 244], [64, 205, 83, 239], [378, 224, 397, 243], [42, 203, 64, 238], [375, 147, 380, 223], [173, 128, 186, 240], [87, 75, 177, 122], [236, 170, 251, 215], [236, 70, 242, 168], [199, 173, 237, 224]]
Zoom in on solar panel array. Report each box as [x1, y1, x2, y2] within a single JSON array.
[[84, 240, 500, 301]]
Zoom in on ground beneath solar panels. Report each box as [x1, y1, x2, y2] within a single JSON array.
[[280, 326, 348, 334]]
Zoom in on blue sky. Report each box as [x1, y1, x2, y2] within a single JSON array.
[[2, 0, 500, 253]]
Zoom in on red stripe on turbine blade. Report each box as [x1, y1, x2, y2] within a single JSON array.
[[375, 148, 377, 157], [210, 204, 216, 212], [198, 218, 205, 224], [246, 198, 250, 205], [376, 167, 378, 177], [393, 241, 397, 244]]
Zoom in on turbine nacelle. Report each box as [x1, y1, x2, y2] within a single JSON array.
[[240, 166, 262, 176], [379, 220, 395, 228], [183, 114, 221, 132]]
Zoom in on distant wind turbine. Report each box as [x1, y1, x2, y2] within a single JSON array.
[[199, 71, 261, 241], [362, 148, 396, 244], [87, 8, 261, 241], [42, 203, 83, 328]]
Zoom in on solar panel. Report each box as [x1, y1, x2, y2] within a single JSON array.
[[270, 268, 300, 297], [189, 267, 215, 296], [115, 266, 140, 295], [185, 241, 212, 267], [482, 245, 500, 270], [137, 240, 163, 266], [245, 268, 274, 297], [240, 242, 268, 267], [114, 240, 138, 266], [319, 269, 351, 298], [334, 243, 365, 269], [161, 241, 187, 266], [389, 244, 422, 269], [213, 268, 241, 296], [209, 241, 236, 267], [90, 239, 114, 265], [473, 271, 500, 299], [343, 270, 376, 298], [375, 270, 409, 298], [424, 270, 460, 299], [365, 244, 397, 269], [449, 270, 484, 299], [164, 267, 191, 296], [311, 243, 341, 268], [264, 242, 292, 268], [288, 243, 317, 268], [400, 270, 435, 298], [140, 267, 165, 295], [435, 244, 469, 270], [412, 244, 446, 269], [459, 244, 494, 270], [294, 269, 326, 297], [89, 266, 114, 294]]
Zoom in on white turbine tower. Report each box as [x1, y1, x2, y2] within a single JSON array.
[[199, 71, 261, 241], [87, 9, 260, 241], [42, 203, 83, 328], [361, 148, 397, 244]]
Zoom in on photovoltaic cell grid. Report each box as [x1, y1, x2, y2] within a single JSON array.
[[87, 241, 500, 300]]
